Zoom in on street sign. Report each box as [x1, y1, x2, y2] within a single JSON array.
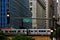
[[23, 19, 32, 22]]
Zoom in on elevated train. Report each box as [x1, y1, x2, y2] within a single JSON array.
[[1, 29, 51, 35]]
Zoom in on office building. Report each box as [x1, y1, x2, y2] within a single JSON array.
[[10, 0, 32, 29], [0, 0, 32, 29], [0, 0, 2, 27], [29, 0, 46, 28], [58, 0, 60, 16], [0, 0, 9, 28], [57, 0, 60, 25], [45, 0, 56, 28]]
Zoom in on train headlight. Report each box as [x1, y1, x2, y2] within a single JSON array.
[[50, 30, 53, 32], [7, 14, 10, 17]]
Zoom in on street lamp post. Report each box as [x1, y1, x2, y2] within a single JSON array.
[[52, 15, 59, 40], [53, 16, 56, 29], [7, 12, 10, 28], [50, 15, 57, 40]]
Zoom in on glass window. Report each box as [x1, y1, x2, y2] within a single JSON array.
[[30, 2, 32, 6], [9, 31, 16, 32], [5, 0, 9, 2], [23, 30, 25, 32], [0, 0, 2, 2], [30, 8, 32, 11]]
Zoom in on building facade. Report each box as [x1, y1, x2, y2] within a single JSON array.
[[57, 0, 60, 25], [29, 0, 46, 28], [0, 0, 9, 28], [29, 0, 55, 29], [45, 0, 55, 28], [0, 0, 2, 28], [0, 0, 32, 29], [53, 0, 57, 18]]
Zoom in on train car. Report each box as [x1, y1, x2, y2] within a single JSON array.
[[37, 29, 50, 35], [1, 29, 27, 35], [1, 29, 51, 35], [28, 29, 51, 35], [28, 29, 38, 35]]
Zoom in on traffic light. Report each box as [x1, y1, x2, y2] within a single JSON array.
[[7, 12, 10, 24]]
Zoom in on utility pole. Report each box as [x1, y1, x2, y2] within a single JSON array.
[[50, 15, 57, 40]]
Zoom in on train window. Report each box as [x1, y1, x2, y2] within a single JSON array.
[[1, 31, 3, 32], [28, 30, 30, 32], [31, 31, 33, 32], [9, 31, 12, 32], [23, 30, 25, 32], [13, 31, 16, 32], [9, 31, 16, 32], [18, 30, 20, 32], [5, 31, 8, 32], [43, 30, 46, 32], [39, 30, 41, 32]]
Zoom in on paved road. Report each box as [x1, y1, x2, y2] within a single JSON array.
[[32, 36, 51, 40]]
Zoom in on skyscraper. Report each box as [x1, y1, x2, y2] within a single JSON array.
[[0, 0, 32, 29], [45, 0, 57, 28], [29, 0, 46, 28], [0, 0, 2, 27], [29, 0, 55, 29], [45, 0, 54, 28], [0, 0, 9, 28]]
